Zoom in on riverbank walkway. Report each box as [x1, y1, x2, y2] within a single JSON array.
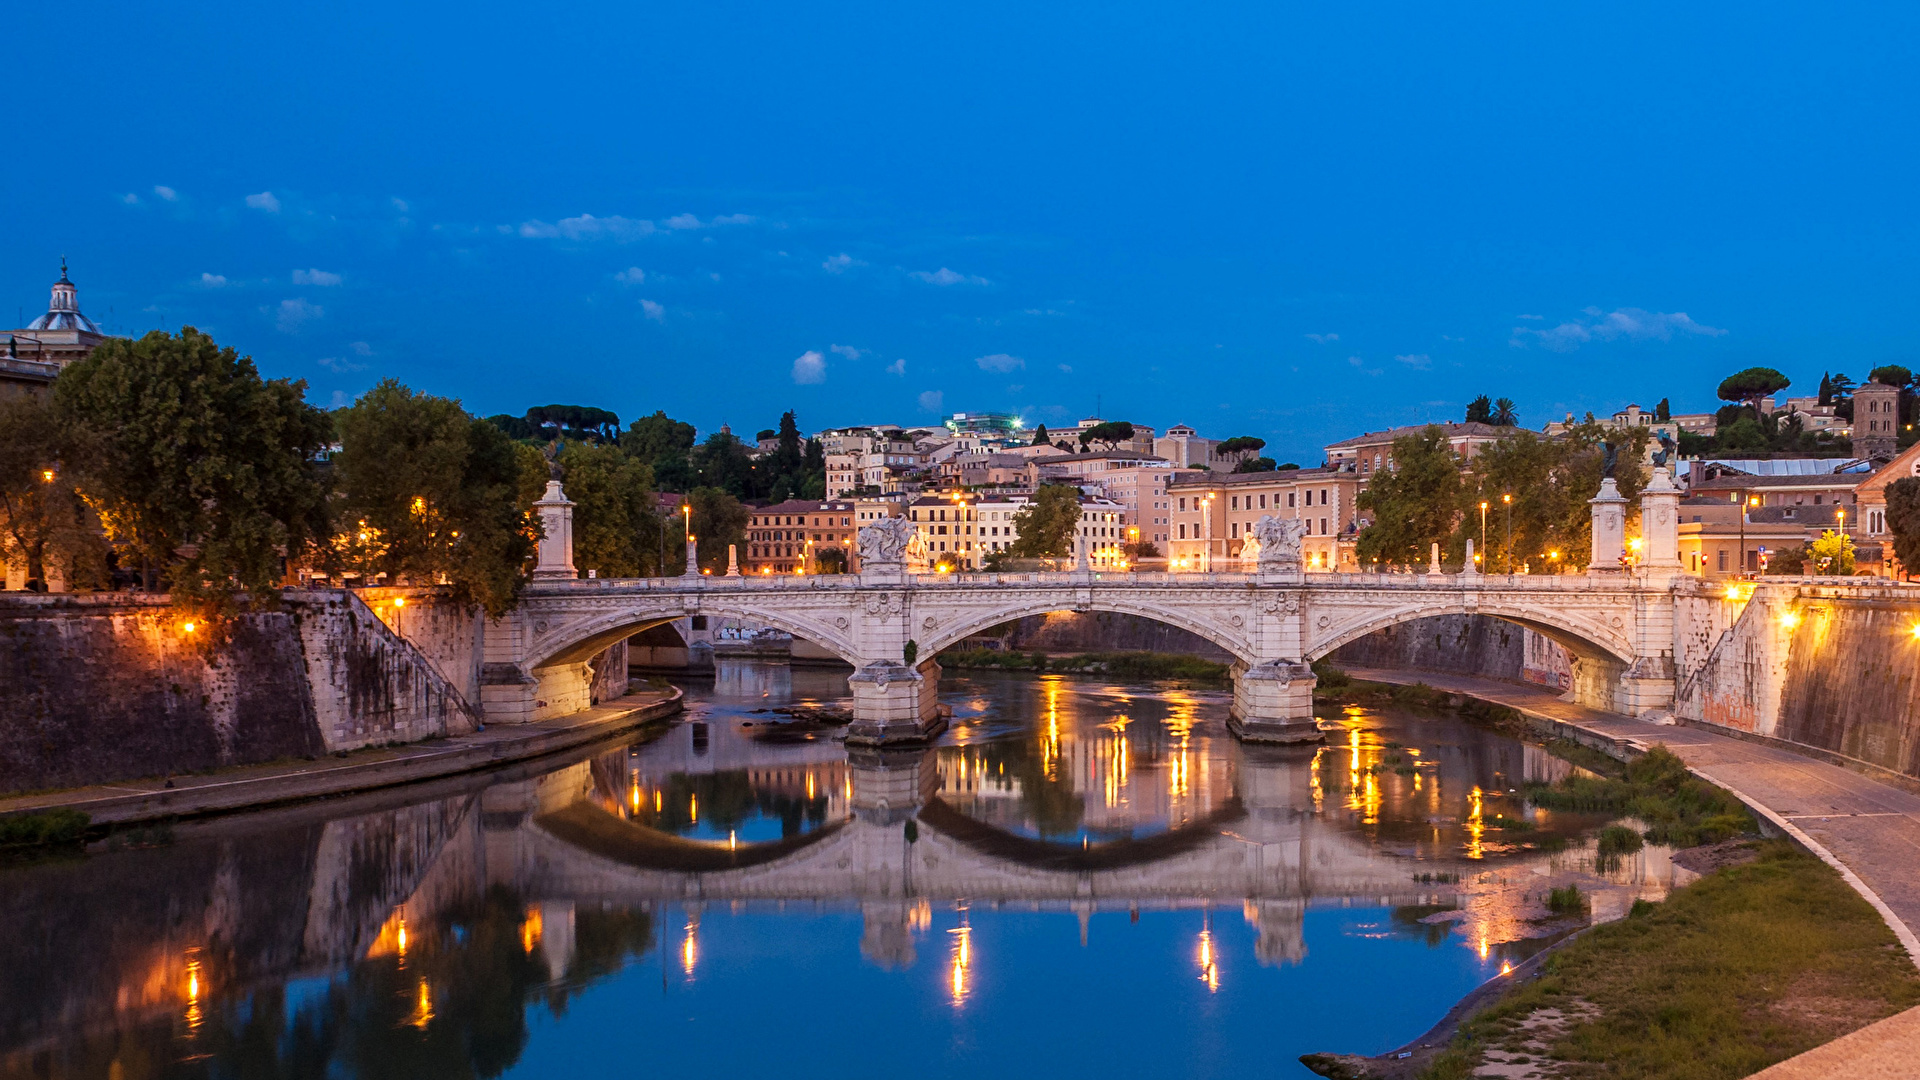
[[1346, 666, 1920, 1079], [0, 686, 682, 827]]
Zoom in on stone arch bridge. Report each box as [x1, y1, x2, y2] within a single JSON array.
[[486, 473, 1704, 743]]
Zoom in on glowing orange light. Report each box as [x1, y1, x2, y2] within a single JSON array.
[[392, 596, 406, 608], [39, 469, 54, 484], [181, 620, 197, 634]]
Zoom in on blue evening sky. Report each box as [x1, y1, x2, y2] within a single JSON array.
[[7, 3, 1916, 463]]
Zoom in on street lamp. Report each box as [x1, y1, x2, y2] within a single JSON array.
[[1737, 494, 1759, 578], [1502, 494, 1512, 575], [1201, 493, 1216, 572], [1478, 501, 1489, 571]]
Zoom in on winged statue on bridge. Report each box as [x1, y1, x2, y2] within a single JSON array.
[[1247, 515, 1311, 572]]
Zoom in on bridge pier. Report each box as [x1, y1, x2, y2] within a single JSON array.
[[1229, 660, 1323, 743], [846, 658, 947, 745]]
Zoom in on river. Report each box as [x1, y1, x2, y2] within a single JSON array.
[[0, 662, 1692, 1078]]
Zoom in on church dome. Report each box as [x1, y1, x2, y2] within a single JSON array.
[[26, 264, 101, 334]]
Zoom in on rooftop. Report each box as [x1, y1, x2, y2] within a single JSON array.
[[1324, 421, 1509, 449]]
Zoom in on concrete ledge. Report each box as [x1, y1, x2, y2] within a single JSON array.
[[1747, 1004, 1920, 1079], [0, 687, 683, 828]]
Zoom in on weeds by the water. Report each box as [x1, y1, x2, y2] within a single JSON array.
[[1418, 842, 1920, 1079], [0, 809, 89, 849], [1545, 884, 1587, 915], [1525, 746, 1752, 849]]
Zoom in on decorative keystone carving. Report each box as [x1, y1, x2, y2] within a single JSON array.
[[862, 593, 906, 623]]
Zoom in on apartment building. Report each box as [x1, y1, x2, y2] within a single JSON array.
[[743, 499, 858, 574], [1323, 421, 1507, 475], [1166, 468, 1368, 571], [908, 493, 1129, 570]]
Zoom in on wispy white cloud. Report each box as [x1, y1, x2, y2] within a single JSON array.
[[885, 358, 906, 376], [911, 267, 989, 286], [792, 350, 826, 384], [822, 253, 866, 273], [246, 191, 282, 213], [1057, 364, 1073, 374], [1516, 314, 1544, 320], [1305, 332, 1339, 344], [292, 268, 341, 286], [348, 341, 373, 356], [391, 197, 410, 213], [974, 353, 1024, 373], [1348, 355, 1364, 367], [274, 297, 322, 332], [830, 344, 865, 360], [518, 213, 656, 241], [153, 185, 178, 202], [1395, 353, 1432, 369], [662, 212, 756, 230], [121, 193, 141, 205], [918, 390, 944, 413], [1511, 307, 1727, 352], [640, 299, 665, 322], [199, 273, 228, 288], [317, 355, 366, 373], [614, 266, 647, 285]]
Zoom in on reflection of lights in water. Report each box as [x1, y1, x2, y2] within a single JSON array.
[[1477, 933, 1490, 961], [728, 829, 737, 851], [948, 904, 973, 1006], [806, 772, 816, 799], [1361, 771, 1381, 824], [654, 790, 663, 813], [1197, 914, 1220, 993], [183, 950, 205, 1035], [681, 915, 700, 977], [1466, 786, 1485, 860], [1041, 679, 1062, 781], [409, 978, 434, 1029], [1500, 960, 1514, 976], [690, 794, 698, 823], [1310, 748, 1325, 813], [396, 919, 407, 957], [910, 899, 932, 932], [522, 906, 543, 953]]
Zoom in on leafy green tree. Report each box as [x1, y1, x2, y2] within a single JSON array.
[[692, 430, 755, 497], [800, 437, 827, 499], [1869, 365, 1914, 389], [1356, 426, 1462, 569], [525, 404, 621, 443], [485, 413, 539, 440], [815, 546, 848, 574], [1883, 478, 1920, 579], [333, 380, 538, 615], [1078, 421, 1137, 450], [1492, 398, 1519, 426], [1464, 395, 1493, 424], [1807, 529, 1855, 575], [0, 396, 110, 590], [1717, 367, 1790, 409], [687, 486, 748, 573], [623, 410, 696, 461], [558, 441, 663, 577], [1215, 435, 1266, 457], [1655, 398, 1671, 421], [1458, 422, 1648, 573], [54, 328, 331, 613], [1002, 485, 1083, 559], [1232, 456, 1277, 473]]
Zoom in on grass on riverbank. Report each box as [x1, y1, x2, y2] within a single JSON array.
[[0, 808, 89, 849], [1526, 746, 1752, 848], [1419, 841, 1920, 1080], [939, 648, 1229, 681]]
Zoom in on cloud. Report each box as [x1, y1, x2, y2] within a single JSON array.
[[792, 350, 827, 384], [1511, 307, 1728, 352], [918, 390, 944, 413], [245, 191, 282, 213], [153, 185, 178, 202], [1516, 314, 1544, 320], [1395, 353, 1432, 369], [391, 197, 410, 213], [614, 266, 647, 285], [664, 213, 702, 230], [348, 341, 373, 356], [1305, 333, 1339, 344], [199, 273, 228, 288], [911, 267, 989, 286], [517, 213, 657, 241], [822, 253, 866, 273], [1348, 355, 1364, 367], [1057, 364, 1073, 374], [121, 193, 140, 205], [830, 344, 865, 360], [292, 268, 342, 286], [974, 353, 1024, 373], [663, 212, 755, 230], [330, 390, 352, 409], [317, 355, 367, 373], [885, 358, 906, 376], [274, 298, 322, 332], [640, 299, 665, 322]]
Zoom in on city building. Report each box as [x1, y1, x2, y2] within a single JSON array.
[[1085, 464, 1179, 549], [1675, 498, 1807, 577], [907, 492, 1128, 569], [1322, 421, 1507, 475], [2, 264, 106, 396], [822, 427, 928, 497], [1847, 440, 1920, 576], [743, 499, 858, 574], [1153, 424, 1230, 470], [1852, 378, 1903, 461], [1166, 468, 1368, 571]]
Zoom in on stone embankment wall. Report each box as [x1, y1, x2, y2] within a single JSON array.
[[957, 610, 1237, 661], [0, 590, 484, 795], [1328, 614, 1572, 691], [1677, 582, 1920, 780]]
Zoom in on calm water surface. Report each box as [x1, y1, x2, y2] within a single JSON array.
[[1, 662, 1692, 1079]]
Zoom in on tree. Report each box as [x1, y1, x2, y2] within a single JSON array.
[[485, 413, 538, 440], [55, 328, 332, 613], [1464, 395, 1493, 424], [1884, 478, 1920, 578], [1031, 424, 1050, 446], [525, 404, 621, 444], [1817, 374, 1834, 408], [1002, 485, 1083, 559], [558, 441, 663, 577], [0, 396, 109, 590], [692, 430, 755, 497], [332, 380, 539, 615], [800, 437, 827, 500], [1717, 367, 1790, 409], [815, 546, 848, 574], [687, 486, 748, 573], [1215, 435, 1267, 459], [1655, 398, 1671, 422], [1869, 365, 1914, 389], [623, 411, 697, 463], [1491, 398, 1519, 426], [1354, 426, 1462, 569], [1078, 420, 1136, 450], [1233, 456, 1277, 473], [1807, 529, 1855, 575], [1458, 422, 1648, 574]]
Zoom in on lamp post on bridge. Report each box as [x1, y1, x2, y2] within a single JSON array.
[[1478, 500, 1488, 574], [1503, 493, 1512, 576]]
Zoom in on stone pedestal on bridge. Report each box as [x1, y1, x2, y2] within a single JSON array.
[[846, 658, 946, 745], [1229, 660, 1323, 743]]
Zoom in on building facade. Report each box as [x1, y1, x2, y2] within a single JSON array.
[[1166, 468, 1368, 571], [3, 264, 106, 396], [743, 500, 858, 574]]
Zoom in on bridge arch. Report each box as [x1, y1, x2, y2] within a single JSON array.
[[1303, 598, 1635, 667], [522, 601, 862, 672], [917, 596, 1256, 665]]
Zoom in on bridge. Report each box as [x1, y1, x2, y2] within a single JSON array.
[[482, 471, 1715, 743]]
